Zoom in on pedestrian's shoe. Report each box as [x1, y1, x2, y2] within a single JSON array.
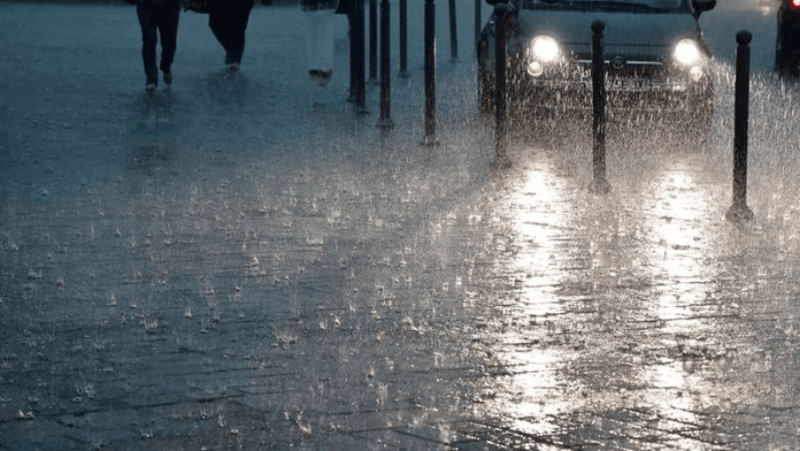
[[163, 71, 172, 86], [145, 83, 157, 92]]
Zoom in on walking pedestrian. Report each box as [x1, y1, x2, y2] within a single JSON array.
[[302, 0, 339, 85], [129, 0, 182, 91], [208, 0, 256, 71]]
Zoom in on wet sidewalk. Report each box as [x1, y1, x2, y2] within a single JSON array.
[[2, 2, 800, 450]]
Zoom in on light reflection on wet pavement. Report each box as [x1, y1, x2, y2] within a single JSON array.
[[460, 149, 800, 449], [1, 1, 800, 450]]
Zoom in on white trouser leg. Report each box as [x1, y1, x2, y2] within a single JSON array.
[[305, 8, 335, 71]]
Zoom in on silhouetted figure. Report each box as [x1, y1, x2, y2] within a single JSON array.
[[777, 0, 800, 79], [130, 0, 182, 91], [208, 0, 256, 70]]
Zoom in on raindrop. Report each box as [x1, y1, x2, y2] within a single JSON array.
[[15, 410, 34, 420]]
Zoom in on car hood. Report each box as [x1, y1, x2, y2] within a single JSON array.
[[514, 10, 704, 59]]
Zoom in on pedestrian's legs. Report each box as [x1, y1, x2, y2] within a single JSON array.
[[305, 8, 334, 71], [208, 10, 232, 61], [226, 0, 255, 65], [136, 3, 159, 87], [157, 4, 181, 77]]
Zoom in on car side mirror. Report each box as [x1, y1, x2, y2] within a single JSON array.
[[692, 0, 716, 18]]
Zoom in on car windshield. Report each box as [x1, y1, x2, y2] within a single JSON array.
[[521, 0, 690, 12]]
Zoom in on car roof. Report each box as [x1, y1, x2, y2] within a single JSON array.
[[518, 0, 693, 14]]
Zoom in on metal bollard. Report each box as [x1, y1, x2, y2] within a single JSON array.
[[348, 0, 368, 114], [475, 0, 481, 58], [377, 0, 394, 131], [424, 0, 439, 146], [588, 20, 610, 194], [369, 0, 378, 84], [449, 0, 459, 63], [399, 0, 409, 78], [726, 31, 754, 222], [494, 4, 513, 167]]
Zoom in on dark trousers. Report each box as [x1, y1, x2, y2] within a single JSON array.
[[209, 0, 256, 65], [136, 1, 180, 85]]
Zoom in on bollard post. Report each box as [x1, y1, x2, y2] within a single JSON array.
[[423, 0, 439, 146], [588, 21, 610, 194], [399, 0, 409, 78], [475, 0, 481, 58], [369, 0, 379, 84], [726, 31, 754, 222], [377, 0, 395, 131], [348, 0, 368, 114], [494, 4, 513, 167], [449, 0, 459, 63]]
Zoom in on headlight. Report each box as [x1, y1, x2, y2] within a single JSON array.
[[531, 35, 560, 62], [673, 39, 701, 65]]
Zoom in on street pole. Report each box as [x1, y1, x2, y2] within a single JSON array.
[[369, 0, 378, 84], [493, 4, 512, 167], [726, 30, 754, 222], [474, 0, 481, 58], [399, 0, 409, 77], [448, 0, 459, 63], [349, 0, 368, 114], [377, 0, 395, 131], [588, 20, 610, 194], [423, 0, 439, 146]]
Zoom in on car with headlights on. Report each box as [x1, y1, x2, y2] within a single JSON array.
[[478, 0, 717, 140]]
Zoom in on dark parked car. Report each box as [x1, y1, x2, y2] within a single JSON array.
[[478, 0, 717, 140]]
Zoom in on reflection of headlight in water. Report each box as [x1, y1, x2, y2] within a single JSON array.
[[673, 39, 701, 66], [689, 65, 703, 82], [527, 60, 544, 77]]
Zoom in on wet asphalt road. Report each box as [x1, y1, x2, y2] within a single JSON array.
[[2, 1, 800, 450]]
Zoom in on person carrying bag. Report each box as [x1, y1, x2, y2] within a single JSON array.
[[183, 0, 209, 13], [206, 0, 256, 71]]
